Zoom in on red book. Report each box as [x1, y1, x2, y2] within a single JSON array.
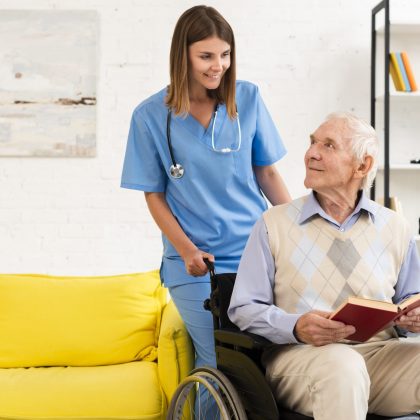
[[329, 294, 420, 342]]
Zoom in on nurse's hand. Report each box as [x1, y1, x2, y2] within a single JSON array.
[[183, 249, 215, 276]]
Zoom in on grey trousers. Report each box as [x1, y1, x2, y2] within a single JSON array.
[[262, 339, 420, 420]]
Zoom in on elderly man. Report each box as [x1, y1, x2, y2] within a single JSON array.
[[228, 113, 420, 420]]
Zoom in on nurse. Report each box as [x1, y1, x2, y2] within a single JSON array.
[[121, 5, 290, 374]]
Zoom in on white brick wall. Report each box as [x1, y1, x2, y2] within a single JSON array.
[[0, 0, 419, 274]]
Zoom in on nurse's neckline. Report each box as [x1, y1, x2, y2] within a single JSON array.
[[188, 99, 221, 130]]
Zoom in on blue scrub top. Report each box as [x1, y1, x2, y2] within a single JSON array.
[[121, 80, 286, 286]]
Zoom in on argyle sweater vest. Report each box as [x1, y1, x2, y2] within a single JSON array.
[[263, 195, 411, 341]]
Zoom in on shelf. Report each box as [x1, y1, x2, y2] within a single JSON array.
[[377, 22, 420, 35], [378, 164, 420, 170], [372, 4, 419, 247], [376, 92, 420, 101]]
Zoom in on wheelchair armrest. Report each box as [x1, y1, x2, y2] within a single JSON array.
[[214, 329, 272, 350]]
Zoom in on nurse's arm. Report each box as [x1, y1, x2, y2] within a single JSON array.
[[253, 164, 291, 206], [144, 192, 214, 276]]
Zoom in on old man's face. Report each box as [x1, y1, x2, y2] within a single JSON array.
[[304, 118, 359, 193]]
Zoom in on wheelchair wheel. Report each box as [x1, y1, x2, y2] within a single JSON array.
[[167, 367, 247, 419]]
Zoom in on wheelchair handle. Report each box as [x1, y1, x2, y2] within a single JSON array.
[[203, 257, 215, 278], [203, 257, 217, 316]]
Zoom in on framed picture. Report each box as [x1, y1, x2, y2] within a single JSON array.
[[0, 10, 98, 157]]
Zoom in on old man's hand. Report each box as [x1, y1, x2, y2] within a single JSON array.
[[394, 306, 420, 333], [294, 310, 356, 346]]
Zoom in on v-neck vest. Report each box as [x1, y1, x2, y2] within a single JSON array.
[[263, 195, 411, 340]]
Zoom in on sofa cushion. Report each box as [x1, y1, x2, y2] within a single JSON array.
[[0, 271, 167, 367], [0, 361, 165, 419]]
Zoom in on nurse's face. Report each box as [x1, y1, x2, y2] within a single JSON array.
[[188, 36, 231, 93]]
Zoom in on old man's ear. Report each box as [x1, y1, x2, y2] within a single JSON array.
[[354, 155, 374, 179]]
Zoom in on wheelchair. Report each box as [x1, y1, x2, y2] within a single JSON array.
[[167, 261, 420, 420]]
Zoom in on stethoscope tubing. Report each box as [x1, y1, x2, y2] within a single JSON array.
[[166, 109, 177, 168]]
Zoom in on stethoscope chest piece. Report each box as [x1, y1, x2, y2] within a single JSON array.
[[170, 163, 184, 179]]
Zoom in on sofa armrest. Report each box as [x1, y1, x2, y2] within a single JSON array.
[[158, 299, 194, 407]]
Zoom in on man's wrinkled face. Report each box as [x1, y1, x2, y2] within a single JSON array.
[[304, 119, 359, 193]]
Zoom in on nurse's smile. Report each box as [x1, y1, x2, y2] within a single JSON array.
[[204, 74, 221, 79]]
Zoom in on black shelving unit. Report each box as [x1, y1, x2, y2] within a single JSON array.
[[371, 0, 390, 208]]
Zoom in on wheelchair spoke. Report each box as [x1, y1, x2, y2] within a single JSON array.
[[167, 369, 247, 420]]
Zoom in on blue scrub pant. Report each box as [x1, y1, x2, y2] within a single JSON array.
[[168, 282, 217, 369], [168, 282, 217, 418]]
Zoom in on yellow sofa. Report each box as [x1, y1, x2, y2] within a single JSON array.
[[0, 270, 194, 420]]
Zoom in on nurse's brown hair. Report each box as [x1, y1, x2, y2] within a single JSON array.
[[165, 5, 236, 119]]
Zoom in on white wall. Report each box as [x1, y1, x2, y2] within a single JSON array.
[[0, 0, 419, 275]]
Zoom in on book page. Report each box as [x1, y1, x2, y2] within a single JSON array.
[[347, 296, 398, 312], [399, 294, 420, 312]]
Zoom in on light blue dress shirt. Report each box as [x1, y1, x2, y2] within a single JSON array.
[[121, 81, 286, 286], [228, 192, 420, 344]]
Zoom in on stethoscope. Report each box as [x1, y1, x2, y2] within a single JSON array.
[[166, 105, 242, 179]]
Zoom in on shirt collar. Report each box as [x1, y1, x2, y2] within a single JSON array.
[[299, 190, 379, 225]]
